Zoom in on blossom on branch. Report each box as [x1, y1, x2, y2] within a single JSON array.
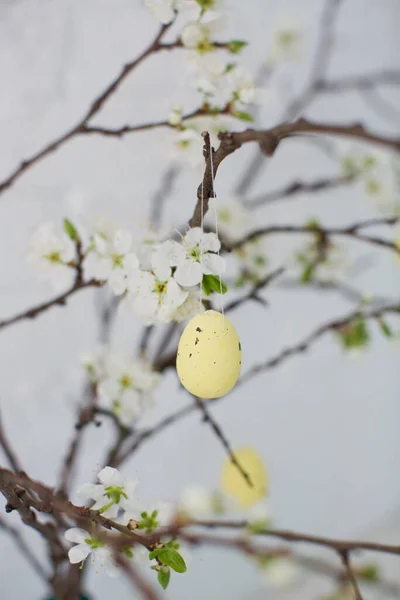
[[77, 466, 138, 518], [84, 228, 139, 295], [64, 527, 119, 577], [27, 222, 75, 288], [158, 227, 226, 287]]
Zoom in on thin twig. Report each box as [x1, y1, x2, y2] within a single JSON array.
[[0, 516, 49, 581], [0, 279, 99, 332], [340, 550, 364, 600], [240, 301, 400, 386], [0, 23, 175, 198], [0, 409, 23, 472], [117, 556, 162, 600], [193, 397, 253, 488], [229, 217, 400, 256], [246, 173, 356, 208]]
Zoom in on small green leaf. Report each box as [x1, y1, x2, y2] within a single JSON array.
[[233, 111, 254, 122], [224, 62, 236, 73], [157, 567, 171, 589], [358, 564, 380, 581], [155, 548, 187, 573], [227, 40, 248, 54], [63, 218, 79, 241], [378, 319, 393, 338], [300, 263, 316, 283], [202, 274, 228, 295]]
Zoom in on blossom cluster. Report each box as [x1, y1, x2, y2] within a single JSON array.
[[28, 217, 227, 325], [64, 464, 297, 590], [144, 1, 303, 168], [81, 345, 160, 426]]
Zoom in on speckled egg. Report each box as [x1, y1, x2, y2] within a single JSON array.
[[176, 310, 242, 399], [221, 447, 268, 508]]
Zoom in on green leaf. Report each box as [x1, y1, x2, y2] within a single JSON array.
[[63, 218, 79, 241], [227, 40, 248, 54], [378, 319, 393, 338], [336, 318, 370, 350], [155, 548, 187, 573], [300, 263, 316, 283], [157, 567, 171, 589], [358, 564, 380, 581], [233, 111, 254, 122], [202, 274, 228, 296], [224, 62, 236, 73]]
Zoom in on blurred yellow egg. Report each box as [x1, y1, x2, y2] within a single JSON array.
[[176, 310, 242, 399], [221, 447, 268, 508]]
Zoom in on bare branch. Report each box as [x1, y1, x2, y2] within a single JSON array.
[[229, 217, 400, 256], [0, 23, 174, 198], [0, 409, 23, 472], [340, 550, 364, 600], [0, 279, 99, 332], [320, 69, 400, 93], [240, 301, 400, 386], [0, 516, 48, 582], [190, 121, 400, 226], [246, 174, 355, 208], [117, 556, 162, 600]]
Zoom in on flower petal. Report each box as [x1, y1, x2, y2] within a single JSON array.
[[77, 484, 105, 501], [151, 251, 172, 282], [202, 232, 221, 253], [202, 253, 226, 276], [113, 230, 132, 254], [68, 543, 91, 564], [98, 466, 122, 486], [174, 260, 203, 287], [65, 528, 89, 544], [108, 270, 127, 296], [158, 240, 186, 267], [184, 227, 202, 247]]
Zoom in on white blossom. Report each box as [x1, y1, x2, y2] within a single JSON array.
[[247, 501, 272, 530], [186, 51, 230, 98], [234, 237, 270, 283], [206, 197, 253, 243], [144, 0, 175, 24], [266, 13, 304, 64], [77, 467, 138, 518], [131, 221, 170, 270], [84, 229, 139, 295], [80, 344, 109, 384], [27, 222, 75, 287], [171, 128, 204, 167], [179, 485, 214, 517], [158, 227, 225, 287], [226, 66, 268, 105], [181, 10, 224, 50], [172, 287, 205, 321], [260, 557, 299, 588], [168, 105, 183, 126], [126, 252, 188, 324], [97, 351, 160, 425], [64, 528, 119, 577]]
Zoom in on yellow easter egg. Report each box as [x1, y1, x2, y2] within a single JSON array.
[[176, 310, 242, 399], [221, 447, 268, 508]]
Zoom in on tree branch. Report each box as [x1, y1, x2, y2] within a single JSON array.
[[0, 515, 48, 582], [246, 173, 356, 208], [189, 121, 400, 227], [0, 23, 174, 198], [340, 550, 364, 600], [229, 217, 400, 256], [0, 279, 99, 332]]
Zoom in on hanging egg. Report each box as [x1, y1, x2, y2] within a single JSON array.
[[176, 310, 242, 399], [221, 447, 268, 508]]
